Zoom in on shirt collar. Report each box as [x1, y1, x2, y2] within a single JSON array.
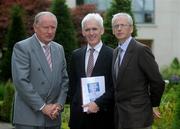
[[35, 33, 51, 47], [87, 41, 103, 53], [118, 36, 132, 51]]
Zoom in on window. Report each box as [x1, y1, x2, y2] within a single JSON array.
[[132, 0, 155, 24], [136, 39, 153, 48], [84, 0, 111, 11]]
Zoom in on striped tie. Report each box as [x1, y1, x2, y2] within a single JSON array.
[[43, 45, 52, 71], [87, 48, 95, 77]]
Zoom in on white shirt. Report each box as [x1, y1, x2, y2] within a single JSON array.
[[35, 33, 51, 52]]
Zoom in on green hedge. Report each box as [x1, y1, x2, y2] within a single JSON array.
[[61, 104, 70, 129], [152, 84, 177, 129], [0, 83, 5, 100], [172, 85, 180, 129], [0, 81, 14, 122]]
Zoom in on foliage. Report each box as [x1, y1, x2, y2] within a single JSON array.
[[0, 0, 51, 48], [152, 84, 177, 129], [51, 0, 77, 71], [0, 5, 26, 81], [103, 0, 137, 48], [162, 57, 180, 85], [0, 80, 15, 122], [172, 85, 180, 129], [0, 83, 5, 100], [71, 4, 96, 46], [61, 104, 70, 129], [153, 58, 180, 129], [76, 0, 84, 5]]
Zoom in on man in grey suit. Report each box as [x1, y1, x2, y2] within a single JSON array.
[[112, 13, 165, 129], [11, 11, 69, 129]]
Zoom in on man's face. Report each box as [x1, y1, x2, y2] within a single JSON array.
[[82, 19, 104, 47], [34, 15, 57, 44], [112, 16, 133, 43]]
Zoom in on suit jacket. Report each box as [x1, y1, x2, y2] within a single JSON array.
[[113, 38, 165, 128], [11, 34, 69, 127], [69, 44, 114, 129]]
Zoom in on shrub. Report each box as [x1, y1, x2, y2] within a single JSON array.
[[152, 84, 177, 129], [0, 5, 26, 81], [153, 58, 180, 129], [172, 84, 180, 129], [61, 104, 70, 129], [0, 81, 15, 122], [0, 83, 5, 100], [162, 57, 180, 85]]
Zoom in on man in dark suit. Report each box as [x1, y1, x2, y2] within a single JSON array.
[[11, 11, 69, 129], [112, 12, 165, 129], [69, 13, 114, 129]]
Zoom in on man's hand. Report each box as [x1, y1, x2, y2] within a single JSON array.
[[42, 104, 55, 119], [42, 103, 62, 120], [51, 104, 62, 119], [82, 102, 99, 114], [153, 107, 161, 118]]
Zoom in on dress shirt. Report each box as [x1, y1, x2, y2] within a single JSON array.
[[85, 41, 103, 74], [118, 36, 132, 65]]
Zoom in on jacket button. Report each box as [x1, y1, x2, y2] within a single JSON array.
[[41, 82, 45, 85]]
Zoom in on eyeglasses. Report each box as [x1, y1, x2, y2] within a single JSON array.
[[113, 24, 131, 29]]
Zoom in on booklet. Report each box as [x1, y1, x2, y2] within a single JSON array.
[[81, 76, 105, 112]]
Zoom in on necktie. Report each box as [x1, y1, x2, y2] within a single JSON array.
[[114, 47, 122, 79], [43, 45, 52, 71], [87, 48, 95, 77]]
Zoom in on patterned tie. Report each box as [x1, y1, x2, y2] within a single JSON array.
[[87, 48, 95, 77], [114, 47, 122, 79], [43, 45, 52, 71]]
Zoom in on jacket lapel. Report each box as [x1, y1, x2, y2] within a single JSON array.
[[31, 35, 52, 83], [116, 39, 135, 85], [81, 47, 87, 77], [91, 44, 105, 76]]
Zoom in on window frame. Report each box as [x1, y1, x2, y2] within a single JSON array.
[[132, 0, 155, 24]]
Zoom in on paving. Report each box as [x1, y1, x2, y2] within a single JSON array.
[[0, 122, 14, 129]]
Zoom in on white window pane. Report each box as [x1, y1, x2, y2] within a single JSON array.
[[132, 0, 143, 11], [144, 0, 154, 11], [134, 13, 144, 23], [97, 0, 111, 10]]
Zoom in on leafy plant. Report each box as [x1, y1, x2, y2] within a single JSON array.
[[61, 104, 70, 129], [0, 80, 15, 122], [0, 83, 5, 100], [162, 57, 180, 84], [153, 84, 177, 129], [0, 4, 26, 81], [172, 84, 180, 129]]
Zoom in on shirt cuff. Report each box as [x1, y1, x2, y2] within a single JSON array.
[[40, 103, 46, 110]]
